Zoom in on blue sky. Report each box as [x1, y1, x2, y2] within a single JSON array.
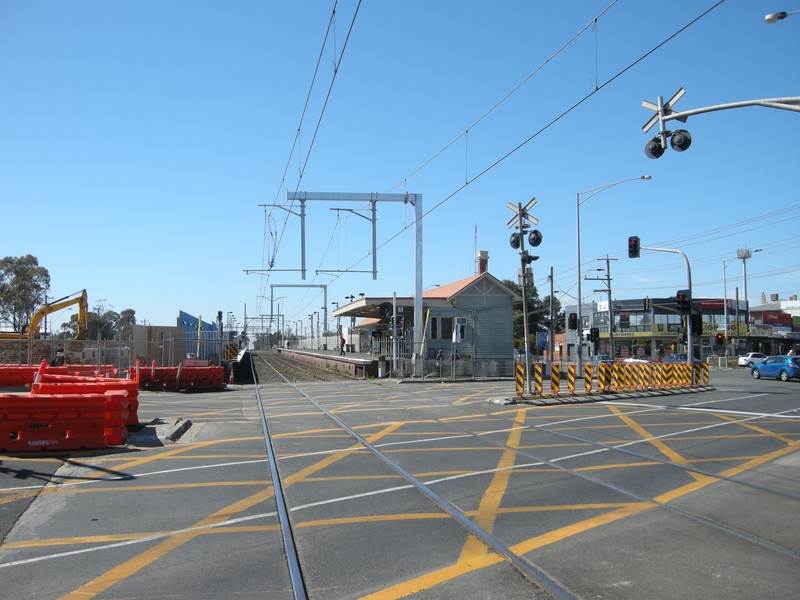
[[2, 0, 798, 335]]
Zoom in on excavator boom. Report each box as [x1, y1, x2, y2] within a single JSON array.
[[0, 290, 89, 340]]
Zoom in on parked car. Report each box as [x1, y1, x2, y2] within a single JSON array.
[[751, 356, 800, 381], [590, 354, 613, 365], [663, 354, 688, 363], [738, 352, 767, 368], [513, 349, 523, 362]]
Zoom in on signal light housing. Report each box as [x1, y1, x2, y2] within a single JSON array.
[[568, 313, 578, 330], [645, 136, 665, 159], [670, 129, 692, 152], [628, 236, 641, 259]]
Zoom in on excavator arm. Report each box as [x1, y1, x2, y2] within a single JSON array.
[[1, 290, 89, 340]]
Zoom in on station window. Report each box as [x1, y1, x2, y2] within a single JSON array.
[[429, 316, 453, 341]]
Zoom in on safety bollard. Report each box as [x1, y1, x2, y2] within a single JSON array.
[[550, 363, 561, 395], [566, 363, 576, 395], [534, 363, 543, 396], [515, 363, 525, 397], [584, 363, 593, 394]]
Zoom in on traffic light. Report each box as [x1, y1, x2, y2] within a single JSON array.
[[628, 236, 641, 258], [568, 313, 578, 330], [678, 334, 685, 345], [645, 136, 665, 159], [715, 333, 724, 344], [670, 129, 692, 152], [590, 327, 600, 342], [691, 312, 702, 334], [509, 232, 521, 249], [521, 250, 538, 264], [676, 289, 691, 312]]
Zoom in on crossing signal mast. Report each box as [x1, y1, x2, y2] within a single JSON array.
[[507, 198, 543, 394], [642, 87, 800, 159]]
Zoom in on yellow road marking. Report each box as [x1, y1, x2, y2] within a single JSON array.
[[59, 487, 274, 600], [608, 405, 714, 484]]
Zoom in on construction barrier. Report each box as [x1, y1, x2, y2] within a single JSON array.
[[128, 360, 224, 392], [515, 363, 524, 397], [0, 364, 117, 388], [0, 389, 129, 452], [533, 363, 543, 396]]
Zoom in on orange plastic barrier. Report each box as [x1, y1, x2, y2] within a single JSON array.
[[127, 362, 224, 392], [0, 363, 117, 388], [0, 390, 129, 452]]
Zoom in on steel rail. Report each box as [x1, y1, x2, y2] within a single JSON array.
[[249, 357, 308, 600], [254, 351, 573, 600], [327, 379, 800, 561]]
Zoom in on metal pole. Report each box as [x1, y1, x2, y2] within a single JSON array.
[[575, 192, 583, 372], [548, 266, 554, 372]]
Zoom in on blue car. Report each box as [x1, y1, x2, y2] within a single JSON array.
[[751, 356, 800, 381]]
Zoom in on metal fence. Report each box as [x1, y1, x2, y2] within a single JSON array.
[[385, 357, 518, 381], [0, 337, 232, 374]]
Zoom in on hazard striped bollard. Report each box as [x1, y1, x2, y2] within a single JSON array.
[[534, 363, 543, 396], [624, 364, 634, 390], [566, 363, 576, 394], [612, 363, 623, 391], [550, 363, 560, 395], [653, 364, 663, 389], [584, 363, 593, 394], [701, 362, 709, 385], [515, 362, 525, 397], [598, 362, 611, 393]]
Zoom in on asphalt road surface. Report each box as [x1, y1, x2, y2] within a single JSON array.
[[1, 368, 798, 599]]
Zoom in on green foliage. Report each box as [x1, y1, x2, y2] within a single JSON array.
[[0, 255, 50, 332], [61, 308, 136, 340], [502, 278, 564, 349]]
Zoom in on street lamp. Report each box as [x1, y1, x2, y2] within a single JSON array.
[[765, 10, 800, 23], [576, 175, 651, 369], [738, 247, 762, 335], [722, 257, 738, 357], [332, 301, 340, 336]]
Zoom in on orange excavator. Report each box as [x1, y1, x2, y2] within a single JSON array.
[[0, 289, 89, 340]]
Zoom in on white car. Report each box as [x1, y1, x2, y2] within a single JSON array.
[[738, 352, 767, 368]]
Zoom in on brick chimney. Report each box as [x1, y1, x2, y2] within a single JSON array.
[[477, 251, 489, 274]]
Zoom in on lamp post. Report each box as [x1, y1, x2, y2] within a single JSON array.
[[765, 9, 800, 23], [332, 301, 340, 338], [576, 176, 651, 369], [722, 257, 739, 358], [737, 247, 761, 338]]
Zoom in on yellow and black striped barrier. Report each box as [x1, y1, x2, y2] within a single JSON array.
[[566, 363, 576, 394], [701, 362, 709, 385], [584, 363, 593, 394], [598, 362, 611, 392], [550, 362, 560, 395], [224, 343, 239, 361], [515, 362, 525, 396], [534, 363, 543, 395], [653, 363, 663, 388]]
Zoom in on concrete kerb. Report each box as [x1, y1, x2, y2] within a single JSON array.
[[488, 385, 715, 406], [163, 418, 193, 442]]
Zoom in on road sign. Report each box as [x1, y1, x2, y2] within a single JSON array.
[[642, 87, 687, 133], [507, 197, 539, 229]]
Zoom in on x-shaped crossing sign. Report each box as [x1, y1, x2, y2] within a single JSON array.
[[642, 87, 689, 134]]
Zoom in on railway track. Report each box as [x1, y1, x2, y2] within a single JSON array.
[[249, 356, 800, 599], [253, 349, 355, 383]]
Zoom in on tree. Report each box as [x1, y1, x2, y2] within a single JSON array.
[[0, 255, 50, 332], [502, 279, 564, 350], [116, 309, 136, 341]]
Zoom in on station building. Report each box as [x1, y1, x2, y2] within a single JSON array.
[[332, 252, 521, 363]]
